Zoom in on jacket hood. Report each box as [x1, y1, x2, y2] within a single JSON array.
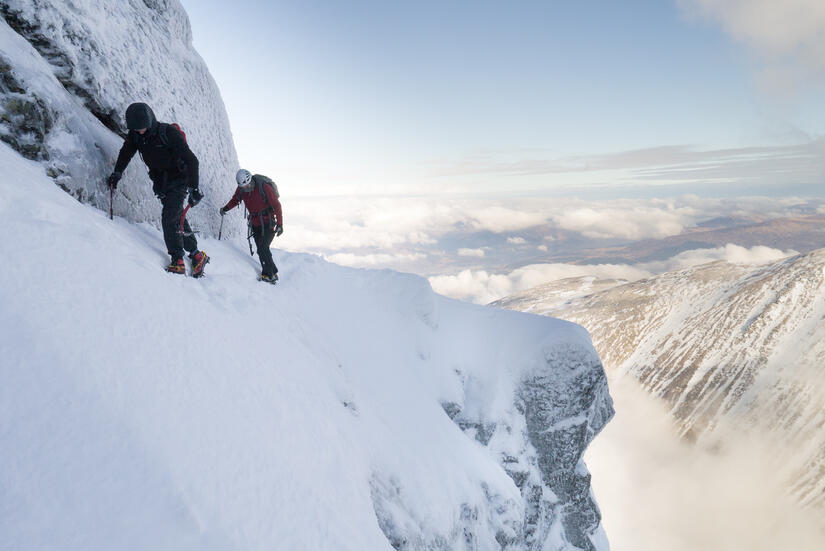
[[125, 102, 157, 132]]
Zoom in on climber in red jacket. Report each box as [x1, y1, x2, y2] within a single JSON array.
[[220, 169, 283, 283]]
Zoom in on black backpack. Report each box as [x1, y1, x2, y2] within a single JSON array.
[[132, 122, 186, 148], [159, 122, 187, 147]]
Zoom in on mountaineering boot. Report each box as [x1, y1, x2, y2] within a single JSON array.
[[165, 258, 185, 274], [190, 250, 209, 278], [259, 273, 278, 285]]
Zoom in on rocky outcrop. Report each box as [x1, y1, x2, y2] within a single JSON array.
[[372, 318, 614, 551], [0, 0, 239, 235], [0, 53, 52, 160], [518, 342, 612, 550]]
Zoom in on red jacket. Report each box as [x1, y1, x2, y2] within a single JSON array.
[[223, 180, 283, 227]]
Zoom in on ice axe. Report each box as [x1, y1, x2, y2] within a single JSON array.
[[177, 204, 196, 237], [178, 203, 191, 234], [247, 223, 255, 256], [109, 185, 113, 220], [243, 206, 254, 256]]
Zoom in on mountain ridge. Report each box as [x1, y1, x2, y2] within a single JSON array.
[[494, 251, 825, 508]]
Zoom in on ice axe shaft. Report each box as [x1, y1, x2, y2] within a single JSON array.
[[244, 207, 254, 256], [246, 223, 255, 256], [109, 186, 113, 220], [178, 204, 191, 235]]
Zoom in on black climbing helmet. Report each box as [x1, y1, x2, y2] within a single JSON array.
[[125, 102, 157, 131]]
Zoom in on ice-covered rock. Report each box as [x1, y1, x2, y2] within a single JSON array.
[[0, 0, 239, 236], [433, 337, 612, 549]]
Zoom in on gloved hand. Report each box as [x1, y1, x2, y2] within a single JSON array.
[[188, 188, 203, 207], [275, 224, 283, 237], [219, 207, 227, 216], [107, 171, 122, 190]]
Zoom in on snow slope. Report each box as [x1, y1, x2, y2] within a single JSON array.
[[0, 0, 239, 236], [0, 142, 613, 550]]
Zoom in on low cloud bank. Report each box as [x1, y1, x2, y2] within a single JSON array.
[[430, 263, 652, 305], [552, 203, 695, 240], [588, 377, 825, 551], [324, 252, 426, 267], [430, 244, 797, 304], [641, 243, 797, 272], [275, 193, 814, 303]]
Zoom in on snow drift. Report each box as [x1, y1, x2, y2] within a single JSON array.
[[0, 141, 613, 550], [0, 0, 239, 236]]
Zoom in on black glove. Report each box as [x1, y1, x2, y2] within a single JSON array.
[[188, 188, 203, 207], [219, 207, 227, 216], [275, 224, 283, 237], [107, 171, 122, 190]]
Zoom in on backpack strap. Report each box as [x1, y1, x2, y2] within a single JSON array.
[[133, 123, 172, 148], [254, 174, 279, 201], [253, 175, 279, 204], [157, 123, 170, 148], [257, 177, 267, 204], [157, 123, 187, 149]]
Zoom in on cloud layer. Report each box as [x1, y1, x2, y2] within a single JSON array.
[[429, 263, 652, 305], [280, 194, 818, 255], [273, 193, 820, 303], [429, 244, 798, 304], [552, 203, 695, 240]]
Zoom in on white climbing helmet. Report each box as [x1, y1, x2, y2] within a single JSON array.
[[236, 169, 253, 190]]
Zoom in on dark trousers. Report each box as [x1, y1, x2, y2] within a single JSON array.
[[161, 186, 197, 260], [252, 223, 277, 276]]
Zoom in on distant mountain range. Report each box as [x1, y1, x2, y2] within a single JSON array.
[[494, 250, 825, 508], [524, 214, 825, 266]]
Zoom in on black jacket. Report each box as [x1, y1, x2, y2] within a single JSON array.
[[114, 123, 199, 193]]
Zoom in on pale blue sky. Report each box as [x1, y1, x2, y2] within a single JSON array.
[[179, 0, 825, 196]]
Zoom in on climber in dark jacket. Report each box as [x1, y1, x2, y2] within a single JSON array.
[[220, 169, 283, 283], [107, 102, 208, 276]]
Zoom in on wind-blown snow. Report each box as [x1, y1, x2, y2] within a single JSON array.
[[0, 142, 612, 550], [0, 0, 239, 236]]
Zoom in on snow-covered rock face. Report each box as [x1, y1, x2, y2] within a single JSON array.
[[380, 334, 614, 551], [0, 0, 239, 236]]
